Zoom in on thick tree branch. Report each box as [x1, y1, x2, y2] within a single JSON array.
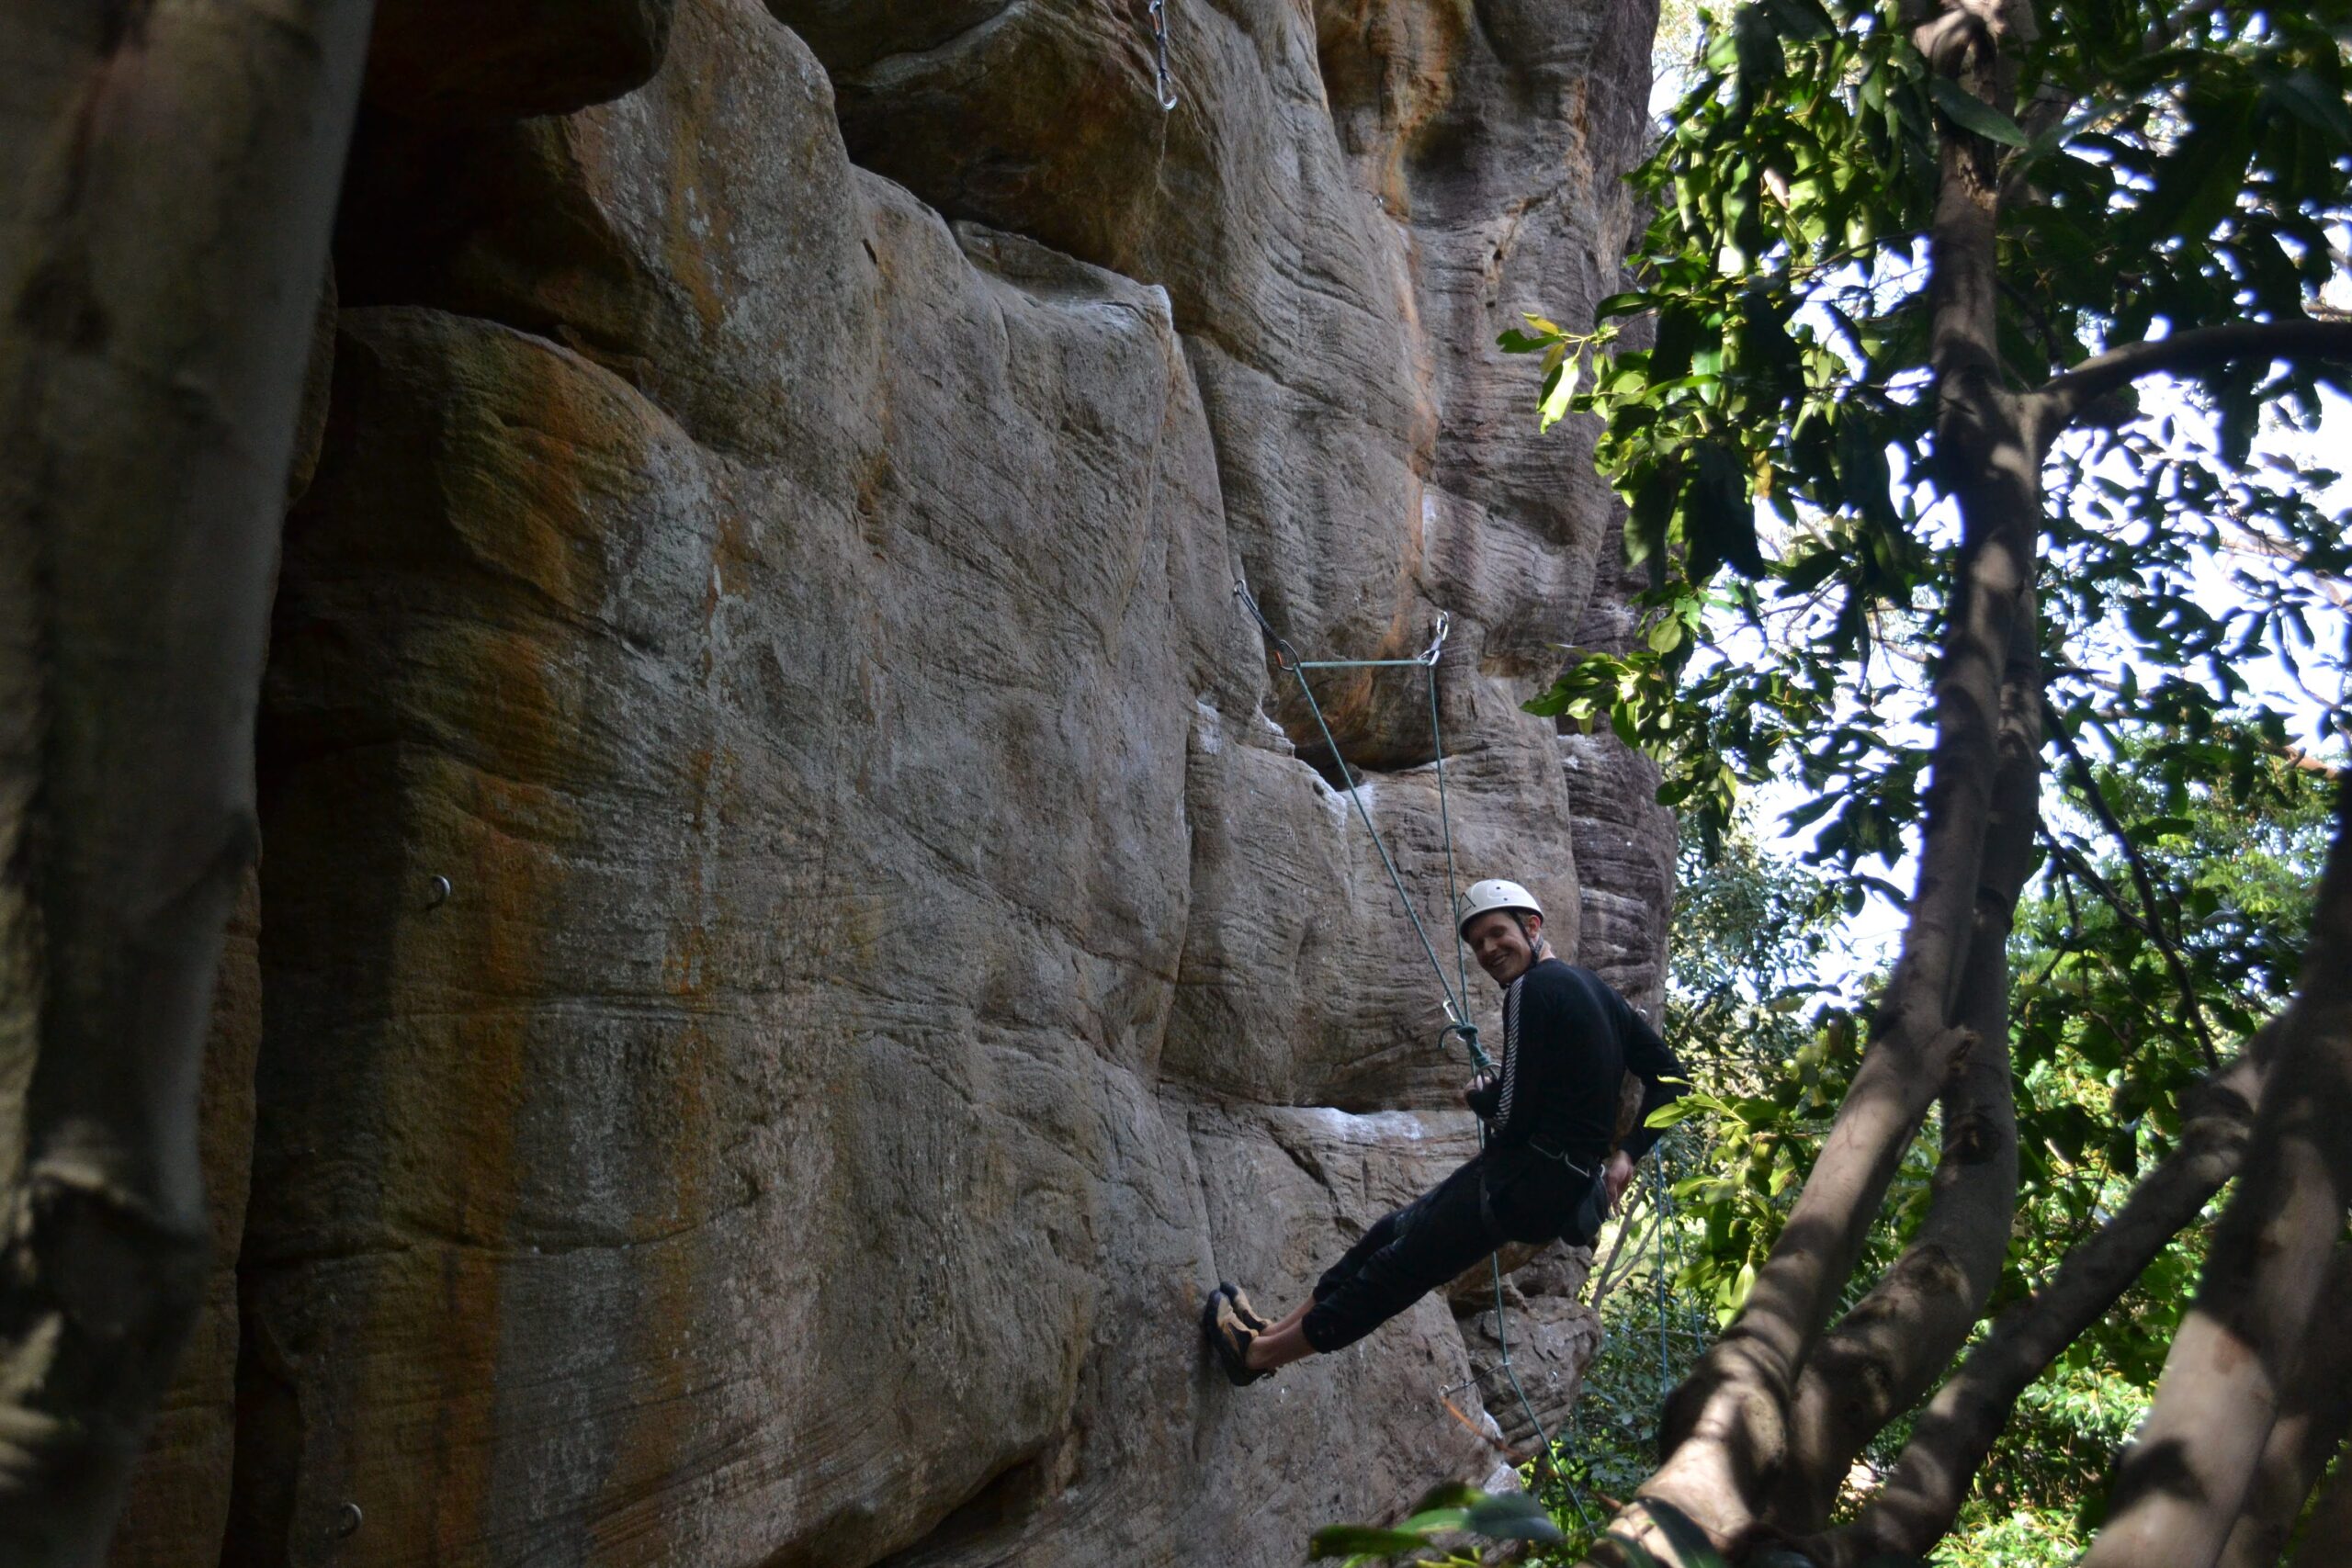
[[1626, 55, 2041, 1547], [2288, 1452, 2352, 1568], [2038, 321, 2352, 432], [2215, 1245, 2352, 1568], [1769, 595, 2042, 1532], [2082, 784, 2352, 1568], [1813, 1044, 2268, 1566]]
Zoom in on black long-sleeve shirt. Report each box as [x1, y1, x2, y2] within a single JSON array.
[[1464, 957, 1686, 1168]]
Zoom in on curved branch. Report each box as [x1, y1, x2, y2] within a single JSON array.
[[1627, 48, 2045, 1546], [2082, 784, 2352, 1568], [1768, 593, 2043, 1532], [2038, 321, 2352, 432], [2288, 1451, 2352, 1568], [2216, 1246, 2352, 1568], [1813, 1045, 2268, 1566]]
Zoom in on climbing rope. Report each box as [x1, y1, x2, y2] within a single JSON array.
[[1233, 581, 1587, 1517], [1234, 581, 1480, 1058], [1653, 1156, 1670, 1397]]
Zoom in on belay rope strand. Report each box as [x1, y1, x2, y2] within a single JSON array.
[[1233, 582, 1592, 1529]]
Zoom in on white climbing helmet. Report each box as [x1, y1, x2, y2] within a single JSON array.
[[1457, 878, 1544, 937]]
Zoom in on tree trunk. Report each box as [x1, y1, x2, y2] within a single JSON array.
[[1769, 594, 2041, 1530], [2287, 1453, 2352, 1568], [1819, 1044, 2267, 1565], [2215, 1247, 2352, 1568], [0, 5, 372, 1564], [1621, 22, 2044, 1553], [2082, 784, 2352, 1568]]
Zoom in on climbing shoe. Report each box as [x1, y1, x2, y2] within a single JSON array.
[[1220, 1280, 1270, 1334], [1202, 1284, 1268, 1387]]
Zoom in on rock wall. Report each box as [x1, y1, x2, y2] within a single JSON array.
[[111, 2, 1670, 1565]]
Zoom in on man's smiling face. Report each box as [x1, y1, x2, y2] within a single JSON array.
[[1464, 909, 1542, 986]]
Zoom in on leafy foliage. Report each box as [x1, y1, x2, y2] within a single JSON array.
[[1309, 1483, 1563, 1563], [1635, 828, 1912, 1325], [1507, 1, 2352, 874], [1937, 1368, 2153, 1564], [1520, 732, 2331, 1562]]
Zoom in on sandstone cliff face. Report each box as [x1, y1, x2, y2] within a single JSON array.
[[113, 3, 1669, 1565]]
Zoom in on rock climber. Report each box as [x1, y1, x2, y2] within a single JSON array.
[[1201, 877, 1688, 1386]]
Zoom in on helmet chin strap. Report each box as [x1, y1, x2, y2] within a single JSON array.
[[1512, 912, 1549, 965]]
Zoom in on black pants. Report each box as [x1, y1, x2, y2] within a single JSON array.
[[1299, 1147, 1593, 1354]]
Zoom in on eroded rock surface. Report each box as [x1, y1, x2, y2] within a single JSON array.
[[1455, 1247, 1606, 1453], [362, 0, 677, 123], [117, 0, 1672, 1564]]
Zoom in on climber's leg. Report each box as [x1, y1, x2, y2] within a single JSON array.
[[1311, 1201, 1408, 1303], [1241, 1311, 1317, 1372], [1211, 1155, 1502, 1379], [1214, 1189, 1417, 1376], [1264, 1294, 1312, 1337], [1288, 1156, 1500, 1358]]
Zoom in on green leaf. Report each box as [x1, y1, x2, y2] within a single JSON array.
[[1496, 327, 1548, 353], [1724, 156, 1765, 265], [1307, 1524, 1432, 1559], [1686, 441, 1762, 578], [2130, 94, 2257, 244], [1928, 77, 2030, 148], [1465, 1492, 1566, 1542], [1731, 5, 1787, 103], [1628, 461, 1682, 566], [1756, 0, 1835, 42], [1645, 1097, 1711, 1129], [2260, 68, 2352, 143], [1397, 1507, 1471, 1535], [1541, 353, 1581, 430], [1407, 1483, 1482, 1515]]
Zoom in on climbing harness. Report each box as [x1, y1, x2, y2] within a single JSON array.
[[1233, 580, 1589, 1525], [1147, 0, 1178, 110]]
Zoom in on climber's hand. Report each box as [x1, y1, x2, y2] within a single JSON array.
[[1462, 1074, 1495, 1111], [1604, 1149, 1636, 1209]]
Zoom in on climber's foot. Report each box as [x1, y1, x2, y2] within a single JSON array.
[[1220, 1280, 1270, 1335], [1201, 1285, 1269, 1386]]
